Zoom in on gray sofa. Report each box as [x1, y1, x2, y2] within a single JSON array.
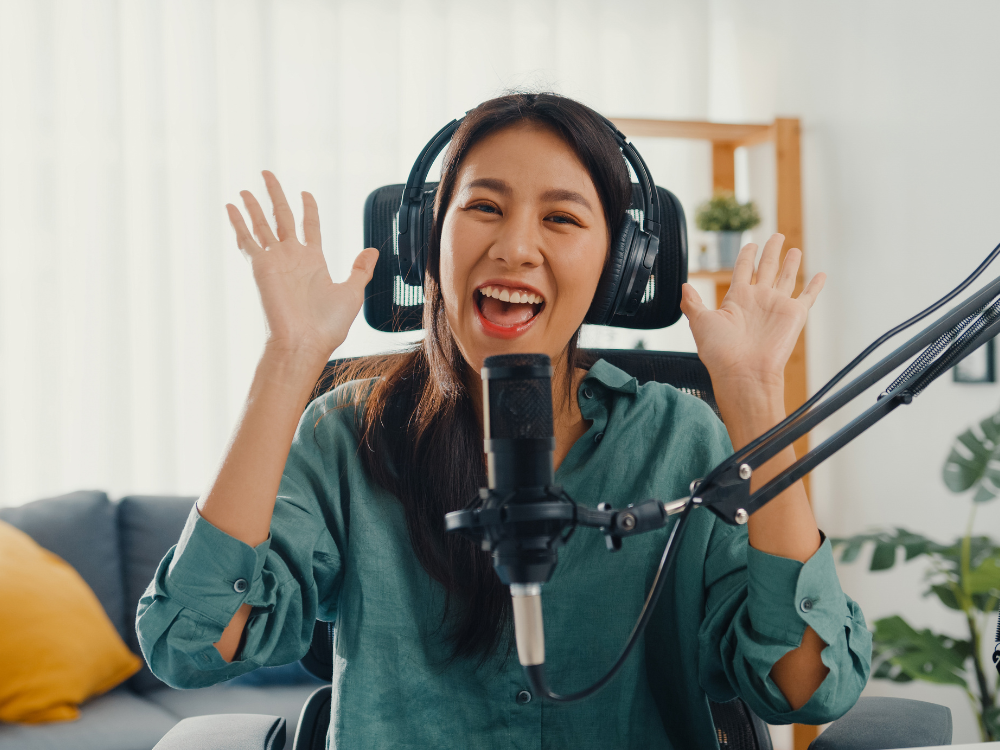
[[0, 490, 325, 750]]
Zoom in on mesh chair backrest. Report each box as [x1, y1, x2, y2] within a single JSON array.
[[709, 698, 774, 750], [361, 183, 688, 332], [307, 349, 719, 420], [581, 349, 719, 418]]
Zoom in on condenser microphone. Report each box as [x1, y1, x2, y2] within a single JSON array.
[[481, 353, 559, 672], [482, 354, 557, 579]]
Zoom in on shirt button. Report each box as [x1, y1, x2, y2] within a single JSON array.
[[594, 432, 604, 444], [516, 690, 532, 704], [799, 597, 813, 613], [233, 578, 248, 593], [583, 387, 594, 399]]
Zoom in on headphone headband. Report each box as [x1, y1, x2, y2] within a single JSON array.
[[397, 117, 462, 243], [398, 115, 659, 242], [598, 116, 660, 232]]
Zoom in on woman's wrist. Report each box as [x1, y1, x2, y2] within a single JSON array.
[[262, 339, 332, 375], [255, 342, 332, 410], [713, 377, 786, 449]]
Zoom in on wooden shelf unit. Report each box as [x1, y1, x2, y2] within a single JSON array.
[[612, 116, 817, 750], [688, 268, 741, 284]]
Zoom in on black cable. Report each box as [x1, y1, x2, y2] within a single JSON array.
[[700, 241, 1000, 489], [525, 500, 694, 702]]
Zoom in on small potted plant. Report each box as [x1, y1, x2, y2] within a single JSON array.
[[694, 191, 761, 268]]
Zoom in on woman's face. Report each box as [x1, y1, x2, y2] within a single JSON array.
[[438, 122, 609, 373]]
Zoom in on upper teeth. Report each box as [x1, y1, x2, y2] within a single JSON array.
[[479, 286, 543, 305]]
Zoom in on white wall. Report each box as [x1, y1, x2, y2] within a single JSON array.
[[712, 0, 1000, 741]]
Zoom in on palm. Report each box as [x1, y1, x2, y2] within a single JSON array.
[[682, 234, 825, 389], [251, 241, 355, 351], [226, 171, 378, 359]]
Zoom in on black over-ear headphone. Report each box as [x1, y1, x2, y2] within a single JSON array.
[[395, 115, 662, 326]]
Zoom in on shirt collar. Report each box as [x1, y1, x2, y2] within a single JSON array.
[[580, 358, 638, 395]]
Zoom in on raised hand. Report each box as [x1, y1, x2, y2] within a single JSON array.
[[226, 171, 378, 362], [680, 233, 825, 397]]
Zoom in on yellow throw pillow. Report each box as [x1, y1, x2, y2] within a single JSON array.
[[0, 519, 142, 723]]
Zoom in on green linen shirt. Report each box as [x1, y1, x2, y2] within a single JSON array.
[[136, 359, 871, 749]]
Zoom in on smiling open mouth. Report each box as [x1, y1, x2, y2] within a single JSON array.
[[476, 285, 545, 326]]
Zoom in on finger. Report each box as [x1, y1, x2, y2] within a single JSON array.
[[679, 282, 709, 321], [301, 191, 321, 247], [755, 233, 785, 287], [262, 171, 296, 242], [775, 247, 802, 295], [241, 190, 279, 249], [226, 204, 262, 260], [796, 271, 827, 309], [731, 243, 757, 286], [342, 248, 380, 298]]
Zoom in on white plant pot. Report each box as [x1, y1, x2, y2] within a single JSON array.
[[716, 231, 743, 269]]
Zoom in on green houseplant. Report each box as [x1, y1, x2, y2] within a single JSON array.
[[833, 404, 1000, 740], [694, 191, 761, 268]]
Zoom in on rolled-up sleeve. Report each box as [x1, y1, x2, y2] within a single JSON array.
[[135, 395, 351, 689], [699, 525, 872, 725]]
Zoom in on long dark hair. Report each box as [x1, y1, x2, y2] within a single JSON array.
[[332, 93, 632, 662]]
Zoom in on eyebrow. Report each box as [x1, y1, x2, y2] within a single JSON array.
[[465, 177, 512, 196], [463, 178, 593, 212], [540, 188, 592, 211]]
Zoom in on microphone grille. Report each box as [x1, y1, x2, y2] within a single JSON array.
[[482, 354, 553, 441]]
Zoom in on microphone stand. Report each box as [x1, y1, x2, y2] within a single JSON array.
[[448, 243, 1000, 703], [695, 271, 1000, 525]]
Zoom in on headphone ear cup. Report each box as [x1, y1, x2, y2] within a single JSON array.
[[585, 215, 637, 326], [407, 190, 436, 285]]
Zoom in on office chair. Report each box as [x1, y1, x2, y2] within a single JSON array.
[[152, 183, 953, 750]]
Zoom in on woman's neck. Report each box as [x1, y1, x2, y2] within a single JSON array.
[[467, 356, 590, 472], [552, 365, 590, 470]]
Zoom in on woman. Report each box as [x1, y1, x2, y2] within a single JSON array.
[[137, 93, 870, 749]]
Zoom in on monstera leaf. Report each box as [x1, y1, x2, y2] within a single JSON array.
[[943, 407, 1000, 502], [966, 549, 1000, 594], [872, 615, 972, 687], [833, 531, 1000, 613], [832, 528, 943, 571]]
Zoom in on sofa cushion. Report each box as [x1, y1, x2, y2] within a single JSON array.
[[118, 495, 198, 693], [0, 491, 125, 638], [0, 520, 142, 723], [0, 687, 178, 750], [144, 684, 320, 744]]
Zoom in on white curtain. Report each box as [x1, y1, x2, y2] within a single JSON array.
[[0, 0, 716, 506]]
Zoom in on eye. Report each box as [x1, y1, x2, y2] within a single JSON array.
[[546, 213, 580, 226], [468, 202, 500, 215]]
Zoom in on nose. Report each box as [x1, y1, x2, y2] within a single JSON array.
[[487, 207, 544, 269]]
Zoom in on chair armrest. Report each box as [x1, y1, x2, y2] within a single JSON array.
[[153, 714, 286, 750], [809, 697, 952, 750]]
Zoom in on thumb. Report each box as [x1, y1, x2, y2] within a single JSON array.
[[679, 283, 708, 320], [345, 247, 379, 291]]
